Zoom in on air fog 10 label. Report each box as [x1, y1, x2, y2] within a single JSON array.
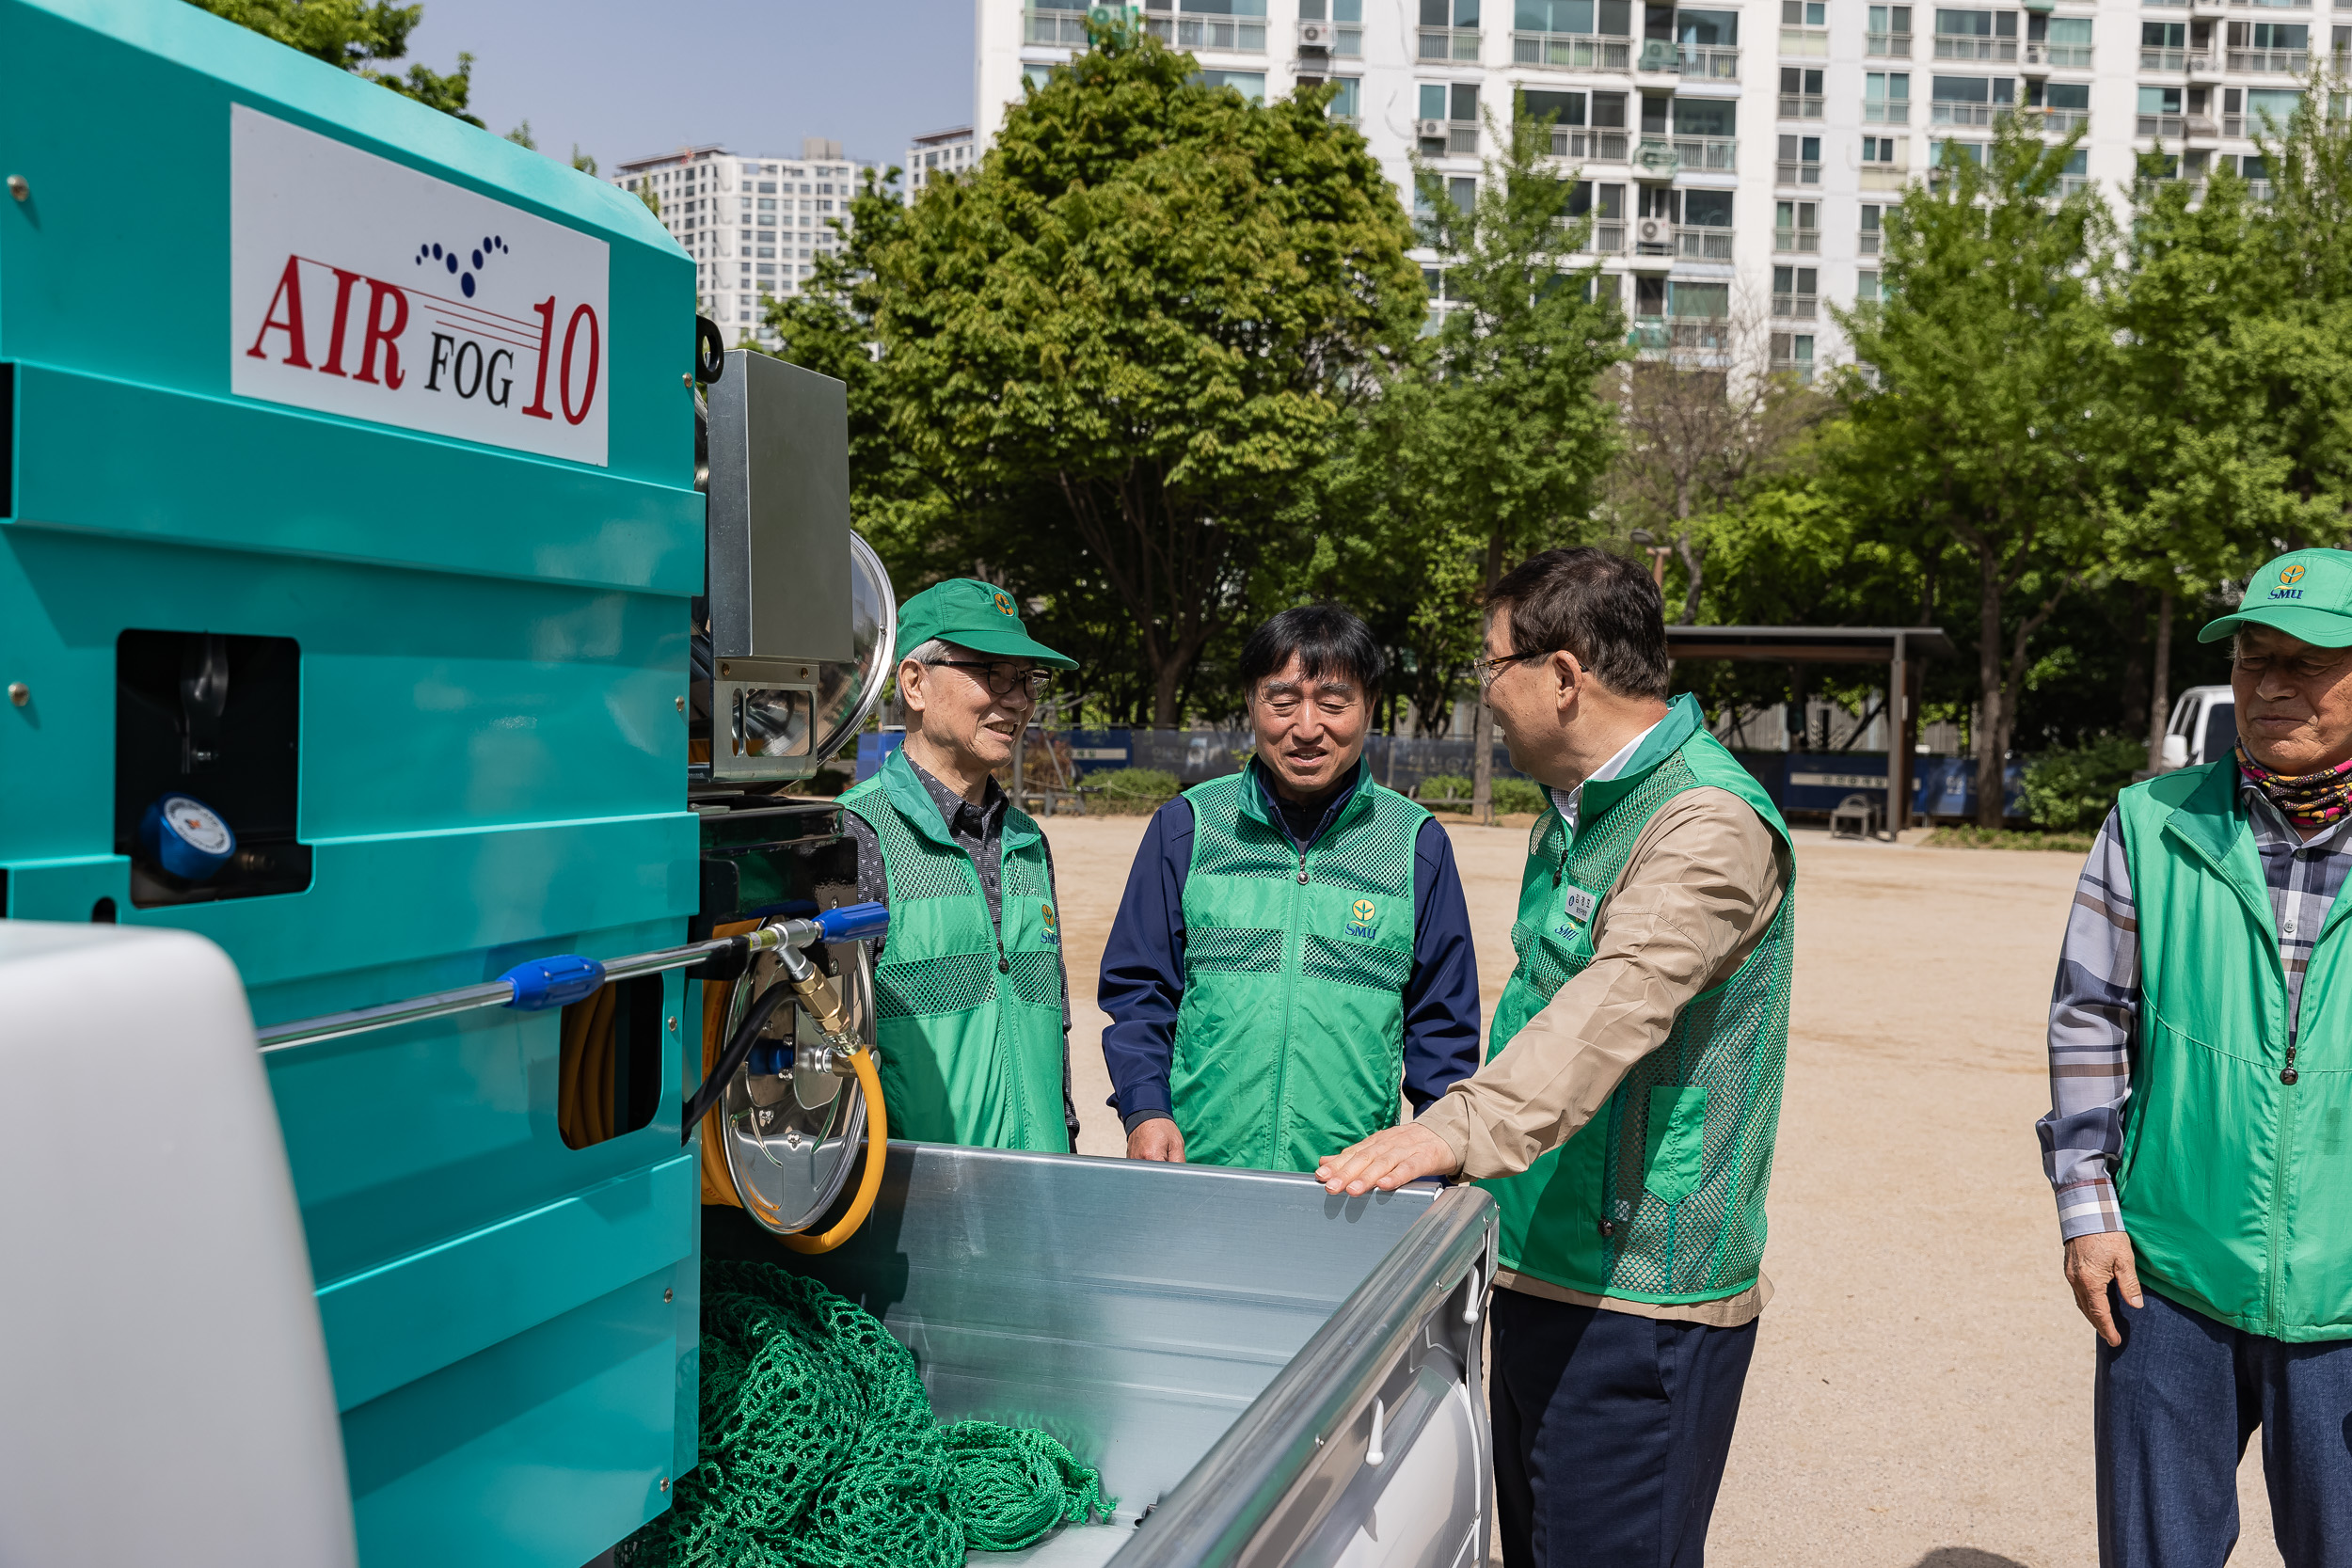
[[230, 105, 611, 466]]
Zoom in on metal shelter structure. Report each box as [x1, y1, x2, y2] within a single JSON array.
[[1664, 626, 1957, 840]]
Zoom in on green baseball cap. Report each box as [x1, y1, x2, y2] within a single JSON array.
[[2200, 549, 2352, 648], [894, 578, 1078, 671]]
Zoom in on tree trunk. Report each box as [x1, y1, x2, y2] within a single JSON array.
[[1151, 659, 1184, 730], [1470, 529, 1508, 823], [1975, 546, 2006, 830], [1675, 530, 1705, 625], [2145, 589, 2175, 774]]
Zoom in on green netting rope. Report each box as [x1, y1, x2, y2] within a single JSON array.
[[620, 1260, 1112, 1568]]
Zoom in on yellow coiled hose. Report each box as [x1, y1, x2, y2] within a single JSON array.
[[689, 919, 885, 1253]]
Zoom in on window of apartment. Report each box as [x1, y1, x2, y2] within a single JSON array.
[[1935, 9, 2011, 37], [1866, 71, 1912, 119], [2028, 80, 2088, 110], [1856, 270, 1883, 302], [1782, 68, 1825, 117], [1670, 280, 1729, 318], [1523, 87, 1588, 124], [1684, 187, 1734, 226], [1301, 0, 1366, 17], [1324, 76, 1363, 117], [1517, 0, 1632, 35], [1593, 90, 1629, 126], [1589, 273, 1623, 307], [2230, 22, 2307, 50], [1674, 96, 1736, 135], [1867, 3, 1913, 54], [1450, 176, 1479, 212], [739, 163, 759, 177], [1677, 8, 1738, 45], [1775, 198, 1820, 247], [1778, 133, 1822, 181], [1195, 70, 1269, 101], [1783, 1, 1826, 22], [1421, 0, 1481, 24], [1863, 134, 1900, 162], [1772, 266, 1818, 316], [1024, 62, 1057, 90], [1928, 137, 1985, 164], [2139, 85, 2183, 116], [2248, 87, 2301, 132], [1420, 82, 1481, 120], [1568, 179, 1627, 216]]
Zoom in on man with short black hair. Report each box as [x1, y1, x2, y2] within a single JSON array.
[[1099, 604, 1481, 1172], [837, 578, 1082, 1151], [1315, 547, 1794, 1568]]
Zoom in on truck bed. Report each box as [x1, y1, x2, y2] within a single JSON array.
[[706, 1142, 1495, 1568]]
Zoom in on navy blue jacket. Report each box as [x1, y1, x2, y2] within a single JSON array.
[[1100, 761, 1483, 1133]]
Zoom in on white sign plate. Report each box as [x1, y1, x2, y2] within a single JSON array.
[[230, 105, 611, 466]]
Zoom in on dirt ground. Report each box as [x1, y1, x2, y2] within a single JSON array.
[[1039, 814, 2286, 1568]]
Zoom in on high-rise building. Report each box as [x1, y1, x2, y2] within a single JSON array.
[[977, 0, 2332, 373], [906, 125, 978, 201], [611, 137, 877, 348]]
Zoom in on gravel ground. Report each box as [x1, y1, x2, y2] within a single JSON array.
[[1038, 811, 2285, 1568]]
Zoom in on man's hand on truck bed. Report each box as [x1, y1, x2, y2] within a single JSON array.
[[1315, 1120, 1460, 1196]]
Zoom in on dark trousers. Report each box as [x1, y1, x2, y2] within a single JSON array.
[[1489, 1286, 1758, 1568], [2096, 1284, 2352, 1568]]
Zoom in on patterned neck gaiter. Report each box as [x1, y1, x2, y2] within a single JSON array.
[[2237, 745, 2352, 828]]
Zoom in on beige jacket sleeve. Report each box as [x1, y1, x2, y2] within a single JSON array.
[[1417, 786, 1788, 1181]]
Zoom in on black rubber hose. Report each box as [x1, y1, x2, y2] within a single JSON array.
[[681, 975, 796, 1139]]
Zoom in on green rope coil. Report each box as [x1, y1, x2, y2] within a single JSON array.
[[622, 1260, 1112, 1568]]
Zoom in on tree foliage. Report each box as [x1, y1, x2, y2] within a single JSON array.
[[182, 0, 483, 125]]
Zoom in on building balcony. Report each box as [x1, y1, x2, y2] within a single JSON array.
[[2228, 47, 2308, 71], [2138, 112, 2206, 137], [1781, 25, 1830, 54], [2245, 177, 2275, 199], [1866, 29, 1914, 55], [2227, 0, 2309, 8], [2022, 41, 2093, 68], [1861, 165, 1911, 190], [2139, 45, 2186, 68], [1780, 92, 1825, 119], [1295, 18, 1362, 54], [1772, 291, 1820, 319], [1636, 135, 1739, 176], [1930, 101, 2000, 126], [1553, 127, 1632, 161], [1679, 44, 1742, 79], [1677, 223, 1736, 261], [1419, 25, 1482, 60], [1151, 16, 1268, 51], [1632, 314, 1734, 351], [1514, 31, 1633, 69], [1858, 227, 1882, 254], [1581, 219, 1628, 254], [1025, 8, 1089, 46], [1417, 118, 1484, 155], [1774, 224, 1821, 252], [2018, 107, 2090, 134], [1934, 34, 2018, 60], [1777, 156, 1824, 184], [1865, 100, 1912, 123], [2058, 174, 2095, 198]]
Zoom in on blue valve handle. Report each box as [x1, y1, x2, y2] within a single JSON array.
[[747, 1042, 791, 1078], [815, 901, 890, 943], [500, 954, 608, 1011]]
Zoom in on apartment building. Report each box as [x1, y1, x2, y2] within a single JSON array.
[[977, 0, 2344, 372], [610, 137, 874, 347], [906, 126, 979, 201]]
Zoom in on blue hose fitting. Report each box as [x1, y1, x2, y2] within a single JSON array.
[[500, 954, 607, 1011], [815, 902, 890, 943]]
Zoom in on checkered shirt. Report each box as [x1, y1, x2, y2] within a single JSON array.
[[2039, 783, 2352, 1240]]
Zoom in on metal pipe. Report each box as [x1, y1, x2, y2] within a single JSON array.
[[255, 902, 887, 1053]]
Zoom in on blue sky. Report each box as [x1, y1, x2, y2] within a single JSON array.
[[409, 0, 976, 175]]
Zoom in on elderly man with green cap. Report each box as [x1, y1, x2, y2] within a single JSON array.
[[836, 579, 1082, 1151], [2041, 547, 2352, 1564]]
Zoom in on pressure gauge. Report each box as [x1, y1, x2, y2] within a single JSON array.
[[139, 793, 236, 881]]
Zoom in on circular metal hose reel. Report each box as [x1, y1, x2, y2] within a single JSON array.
[[716, 926, 880, 1236]]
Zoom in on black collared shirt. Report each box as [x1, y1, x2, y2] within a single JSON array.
[[840, 752, 1078, 1146]]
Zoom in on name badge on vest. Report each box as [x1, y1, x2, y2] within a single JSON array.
[[1562, 884, 1598, 926]]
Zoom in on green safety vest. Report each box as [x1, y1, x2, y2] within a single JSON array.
[[836, 749, 1070, 1153], [1479, 695, 1795, 1305], [1172, 763, 1430, 1173], [2113, 761, 2352, 1340]]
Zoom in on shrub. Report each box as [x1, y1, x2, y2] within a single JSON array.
[[1414, 774, 1546, 816], [1090, 768, 1181, 800], [1415, 773, 1472, 806], [2022, 735, 2147, 832]]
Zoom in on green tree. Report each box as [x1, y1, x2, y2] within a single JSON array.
[[182, 0, 483, 125], [570, 146, 598, 176], [504, 119, 534, 150], [1394, 99, 1628, 816], [1834, 120, 2114, 826], [771, 25, 1421, 727]]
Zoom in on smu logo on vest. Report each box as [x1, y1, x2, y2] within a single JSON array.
[[1040, 902, 1059, 944], [230, 106, 611, 467], [1345, 899, 1379, 940]]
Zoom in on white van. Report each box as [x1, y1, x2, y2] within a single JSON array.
[[2162, 685, 2237, 769]]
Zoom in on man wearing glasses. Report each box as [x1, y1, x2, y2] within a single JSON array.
[[2042, 549, 2352, 1563], [1099, 604, 1481, 1172], [836, 578, 1082, 1151], [1313, 549, 1793, 1568]]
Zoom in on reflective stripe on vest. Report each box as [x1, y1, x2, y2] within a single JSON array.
[[1172, 766, 1427, 1173]]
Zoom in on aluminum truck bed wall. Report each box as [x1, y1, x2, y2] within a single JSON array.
[[711, 1144, 1498, 1568]]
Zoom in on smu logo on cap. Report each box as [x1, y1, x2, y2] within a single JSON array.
[[230, 106, 610, 467]]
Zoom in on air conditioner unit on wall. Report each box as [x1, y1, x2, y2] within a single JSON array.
[[1417, 119, 1446, 137], [1639, 218, 1664, 240], [1299, 20, 1329, 44]]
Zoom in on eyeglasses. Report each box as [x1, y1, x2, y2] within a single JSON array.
[[927, 659, 1055, 699], [1472, 650, 1549, 689]]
